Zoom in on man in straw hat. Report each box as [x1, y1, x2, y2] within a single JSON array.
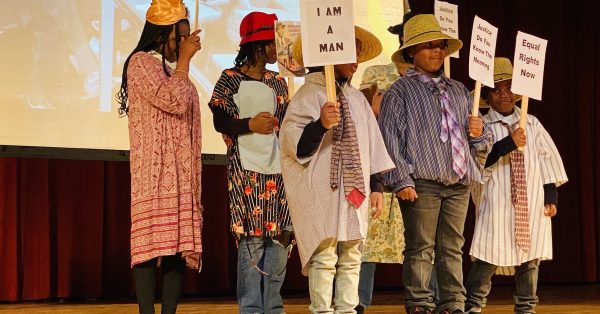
[[378, 14, 493, 314], [116, 0, 202, 313], [279, 26, 395, 313], [465, 57, 568, 314]]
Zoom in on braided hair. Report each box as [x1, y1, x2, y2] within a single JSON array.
[[116, 19, 188, 116], [234, 40, 273, 67]]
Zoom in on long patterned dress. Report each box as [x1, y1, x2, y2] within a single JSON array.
[[127, 52, 203, 269], [209, 68, 291, 238]]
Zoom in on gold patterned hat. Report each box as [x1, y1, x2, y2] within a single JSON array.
[[146, 0, 188, 26]]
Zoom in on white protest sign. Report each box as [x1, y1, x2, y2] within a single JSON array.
[[299, 0, 356, 67], [468, 15, 497, 87], [511, 31, 548, 101], [434, 0, 459, 58]]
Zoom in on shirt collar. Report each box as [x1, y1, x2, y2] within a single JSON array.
[[405, 68, 453, 87], [305, 72, 352, 91], [486, 106, 522, 125]]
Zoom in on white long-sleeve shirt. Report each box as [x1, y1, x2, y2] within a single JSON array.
[[470, 107, 568, 273]]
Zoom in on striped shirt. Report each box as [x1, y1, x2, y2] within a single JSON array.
[[378, 68, 493, 192], [470, 108, 568, 270]]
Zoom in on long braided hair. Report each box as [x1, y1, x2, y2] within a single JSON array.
[[234, 40, 273, 68], [116, 19, 188, 116]]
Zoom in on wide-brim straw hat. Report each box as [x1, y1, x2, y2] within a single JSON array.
[[392, 14, 462, 64], [292, 26, 382, 67], [146, 0, 188, 26], [477, 57, 522, 108]]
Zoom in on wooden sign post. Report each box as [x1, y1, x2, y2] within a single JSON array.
[[194, 0, 199, 30], [434, 0, 459, 78], [511, 31, 548, 150], [300, 0, 357, 103], [468, 15, 498, 118]]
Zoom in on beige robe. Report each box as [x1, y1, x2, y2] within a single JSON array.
[[280, 73, 395, 275]]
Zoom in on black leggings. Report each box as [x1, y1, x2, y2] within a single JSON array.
[[133, 254, 186, 314]]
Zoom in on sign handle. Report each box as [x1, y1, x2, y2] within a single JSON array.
[[470, 81, 482, 137], [287, 77, 296, 99], [472, 81, 482, 116], [444, 56, 451, 78], [194, 0, 199, 30], [324, 65, 337, 103], [518, 96, 529, 151]]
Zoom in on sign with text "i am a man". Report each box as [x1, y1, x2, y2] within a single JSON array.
[[299, 0, 356, 67]]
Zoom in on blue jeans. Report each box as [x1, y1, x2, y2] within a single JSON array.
[[237, 236, 289, 314], [399, 179, 470, 312], [466, 259, 540, 314], [357, 263, 440, 308]]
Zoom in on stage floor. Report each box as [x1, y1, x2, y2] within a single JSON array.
[[1, 284, 599, 313]]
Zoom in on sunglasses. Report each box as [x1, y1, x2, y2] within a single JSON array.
[[414, 40, 449, 52]]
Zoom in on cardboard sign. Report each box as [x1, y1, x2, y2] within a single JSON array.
[[468, 15, 497, 87], [299, 0, 356, 67], [275, 21, 305, 77], [434, 0, 459, 58], [511, 31, 548, 100]]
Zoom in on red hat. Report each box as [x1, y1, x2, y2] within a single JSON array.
[[239, 12, 278, 46]]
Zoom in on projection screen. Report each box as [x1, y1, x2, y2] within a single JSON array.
[[0, 0, 404, 155]]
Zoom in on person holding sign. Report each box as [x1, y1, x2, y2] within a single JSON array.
[[279, 26, 395, 313], [378, 14, 493, 314], [115, 0, 203, 313], [356, 11, 435, 314], [208, 12, 293, 314], [465, 57, 568, 314]]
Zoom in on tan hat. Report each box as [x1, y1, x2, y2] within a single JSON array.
[[477, 57, 522, 108], [392, 14, 462, 63], [292, 26, 382, 67], [146, 0, 188, 26]]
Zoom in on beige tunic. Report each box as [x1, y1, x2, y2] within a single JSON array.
[[280, 73, 395, 275]]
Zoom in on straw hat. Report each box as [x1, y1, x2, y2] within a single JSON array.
[[389, 11, 416, 64], [292, 26, 382, 67], [391, 14, 462, 63], [146, 0, 188, 26], [239, 12, 278, 46], [478, 57, 522, 108]]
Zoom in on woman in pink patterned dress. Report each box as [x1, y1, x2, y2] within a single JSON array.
[[116, 1, 202, 313]]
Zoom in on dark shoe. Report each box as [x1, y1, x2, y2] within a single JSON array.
[[355, 304, 365, 314], [465, 304, 482, 313], [407, 306, 434, 314], [440, 310, 465, 314]]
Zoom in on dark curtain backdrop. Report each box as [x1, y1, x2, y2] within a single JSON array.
[[1, 0, 599, 302]]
